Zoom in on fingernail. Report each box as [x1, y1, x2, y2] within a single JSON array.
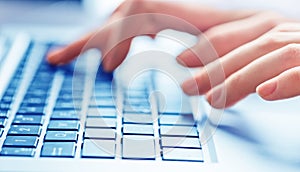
[[181, 79, 199, 95], [47, 49, 63, 65], [176, 50, 190, 66], [206, 86, 226, 109], [257, 80, 277, 98]]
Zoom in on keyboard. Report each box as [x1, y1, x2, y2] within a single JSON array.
[[0, 33, 204, 162]]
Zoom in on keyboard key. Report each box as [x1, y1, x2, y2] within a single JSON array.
[[86, 117, 116, 128], [13, 115, 43, 125], [160, 126, 198, 137], [48, 120, 80, 131], [87, 108, 117, 118], [22, 97, 47, 105], [84, 128, 116, 139], [17, 106, 45, 115], [123, 113, 153, 124], [41, 142, 76, 158], [0, 118, 7, 127], [159, 114, 195, 126], [3, 136, 39, 148], [0, 103, 10, 110], [89, 98, 116, 107], [123, 124, 154, 135], [45, 131, 77, 142], [8, 125, 42, 136], [82, 139, 115, 158], [123, 105, 151, 114], [122, 135, 155, 160], [0, 128, 3, 137], [0, 147, 35, 157], [161, 137, 201, 148], [162, 148, 203, 162], [51, 111, 80, 120], [0, 110, 9, 118]]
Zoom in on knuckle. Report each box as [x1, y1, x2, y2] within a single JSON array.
[[260, 32, 285, 47], [280, 44, 300, 66], [288, 68, 300, 83], [259, 11, 285, 27]]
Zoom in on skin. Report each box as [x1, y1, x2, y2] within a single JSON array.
[[47, 0, 299, 109]]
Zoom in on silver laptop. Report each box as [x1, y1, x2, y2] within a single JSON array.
[[0, 0, 299, 171]]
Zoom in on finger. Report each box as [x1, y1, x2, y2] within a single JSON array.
[[206, 43, 300, 108], [257, 66, 300, 100], [182, 30, 300, 95], [177, 12, 289, 67]]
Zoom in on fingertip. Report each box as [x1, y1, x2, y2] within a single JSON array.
[[256, 80, 277, 100], [181, 79, 199, 95], [176, 50, 191, 67], [47, 48, 64, 65]]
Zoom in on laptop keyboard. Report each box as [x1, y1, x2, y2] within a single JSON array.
[[0, 34, 204, 162]]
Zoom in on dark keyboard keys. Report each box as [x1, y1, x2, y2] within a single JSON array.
[[0, 103, 10, 110], [13, 115, 43, 125], [0, 128, 3, 137], [41, 142, 76, 158], [122, 136, 155, 160], [48, 120, 80, 131], [44, 131, 77, 142], [0, 147, 35, 157], [0, 118, 7, 127], [3, 136, 39, 148], [17, 106, 45, 115], [51, 111, 80, 120], [0, 110, 9, 118], [84, 128, 116, 139], [162, 148, 203, 162], [81, 139, 115, 158], [8, 125, 42, 136]]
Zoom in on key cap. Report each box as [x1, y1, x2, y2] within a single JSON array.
[[162, 148, 203, 162], [0, 147, 35, 157], [48, 120, 80, 131], [41, 142, 76, 158], [51, 111, 80, 120], [13, 115, 43, 125], [0, 128, 3, 137], [159, 114, 195, 126], [123, 105, 151, 114], [161, 137, 201, 148], [45, 131, 77, 142], [122, 135, 155, 160], [22, 97, 47, 105], [160, 126, 198, 137], [123, 124, 154, 135], [81, 139, 115, 158], [0, 110, 9, 118], [0, 103, 10, 110], [86, 117, 116, 128], [84, 128, 116, 139], [0, 118, 7, 127], [17, 106, 45, 115], [8, 125, 42, 136], [123, 113, 153, 124], [3, 136, 39, 148], [87, 108, 117, 118], [89, 98, 116, 107]]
